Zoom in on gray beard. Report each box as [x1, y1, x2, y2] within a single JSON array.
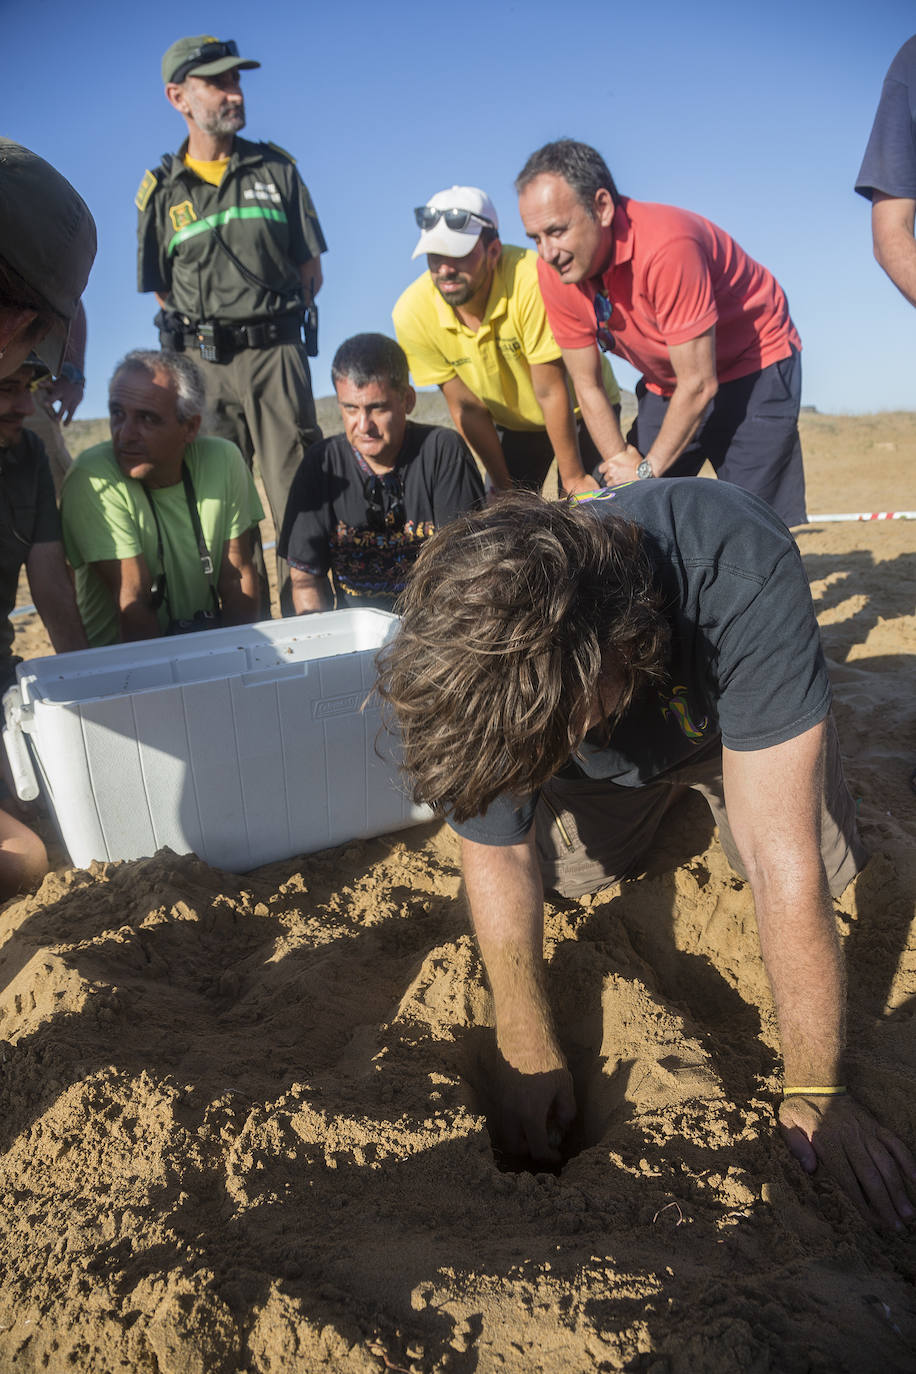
[[200, 103, 246, 137]]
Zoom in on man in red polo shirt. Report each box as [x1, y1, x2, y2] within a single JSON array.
[[516, 140, 807, 527]]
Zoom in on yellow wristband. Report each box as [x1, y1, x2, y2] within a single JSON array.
[[782, 1085, 847, 1098]]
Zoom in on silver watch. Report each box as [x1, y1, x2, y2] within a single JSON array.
[[636, 458, 655, 479]]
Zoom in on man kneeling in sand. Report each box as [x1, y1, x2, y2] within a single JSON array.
[[376, 481, 916, 1229]]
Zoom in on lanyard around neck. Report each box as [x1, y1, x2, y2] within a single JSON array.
[[142, 463, 220, 616]]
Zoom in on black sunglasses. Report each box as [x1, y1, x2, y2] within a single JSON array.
[[594, 291, 615, 352], [414, 206, 495, 233], [363, 473, 405, 533], [170, 40, 240, 84]]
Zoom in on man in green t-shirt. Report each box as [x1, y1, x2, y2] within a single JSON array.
[[61, 350, 263, 647]]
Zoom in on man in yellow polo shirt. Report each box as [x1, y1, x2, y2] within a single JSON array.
[[392, 186, 621, 495]]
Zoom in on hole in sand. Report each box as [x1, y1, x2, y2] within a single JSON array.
[[459, 1036, 631, 1175]]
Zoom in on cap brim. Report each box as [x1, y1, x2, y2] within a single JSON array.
[[187, 56, 260, 78], [32, 317, 68, 377], [411, 222, 482, 261]]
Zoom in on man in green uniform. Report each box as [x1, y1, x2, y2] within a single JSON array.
[[136, 35, 327, 615]]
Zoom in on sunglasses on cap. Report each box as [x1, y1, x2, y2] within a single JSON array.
[[170, 39, 240, 84], [414, 206, 495, 233]]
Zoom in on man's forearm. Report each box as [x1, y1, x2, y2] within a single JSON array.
[[291, 573, 332, 615], [874, 226, 916, 306], [535, 378, 588, 491], [447, 398, 513, 490], [461, 834, 562, 1070], [576, 379, 628, 463], [28, 553, 87, 654], [754, 872, 846, 1088], [644, 378, 717, 475], [118, 601, 161, 642], [220, 569, 260, 625], [872, 195, 916, 307]]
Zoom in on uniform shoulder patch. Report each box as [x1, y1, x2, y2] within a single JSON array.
[[135, 169, 159, 212], [265, 140, 296, 164]]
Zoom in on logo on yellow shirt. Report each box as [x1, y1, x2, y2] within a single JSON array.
[[169, 201, 198, 232]]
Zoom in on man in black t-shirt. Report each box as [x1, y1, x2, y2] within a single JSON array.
[[279, 334, 484, 613], [376, 482, 916, 1230]]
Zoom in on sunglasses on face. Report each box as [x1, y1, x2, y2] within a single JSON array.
[[414, 206, 495, 233], [594, 292, 615, 352], [170, 39, 240, 84], [0, 374, 49, 399], [363, 473, 405, 533]]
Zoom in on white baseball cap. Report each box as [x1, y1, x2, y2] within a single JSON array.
[[411, 186, 499, 260]]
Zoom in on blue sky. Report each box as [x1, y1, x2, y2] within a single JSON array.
[[6, 0, 916, 419]]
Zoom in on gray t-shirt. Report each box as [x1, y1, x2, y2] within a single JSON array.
[[856, 35, 916, 200], [451, 478, 831, 846]]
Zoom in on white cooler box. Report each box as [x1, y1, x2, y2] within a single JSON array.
[[2, 610, 431, 872]]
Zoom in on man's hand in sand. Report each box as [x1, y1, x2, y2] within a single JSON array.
[[495, 1039, 576, 1164], [780, 1093, 916, 1231]]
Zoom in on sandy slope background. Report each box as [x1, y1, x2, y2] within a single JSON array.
[[0, 405, 914, 1373]]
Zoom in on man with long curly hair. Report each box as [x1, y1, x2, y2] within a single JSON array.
[[377, 479, 916, 1230]]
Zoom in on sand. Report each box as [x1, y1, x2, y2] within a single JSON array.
[[0, 413, 914, 1373]]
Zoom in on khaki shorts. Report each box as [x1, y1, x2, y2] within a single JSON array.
[[534, 715, 867, 900]]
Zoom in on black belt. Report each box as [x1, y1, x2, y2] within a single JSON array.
[[183, 313, 304, 355]]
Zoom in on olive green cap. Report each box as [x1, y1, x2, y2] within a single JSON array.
[[0, 139, 97, 374], [162, 35, 260, 85]]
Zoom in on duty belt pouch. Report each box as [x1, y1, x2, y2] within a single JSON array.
[[196, 321, 231, 364], [155, 308, 187, 354]]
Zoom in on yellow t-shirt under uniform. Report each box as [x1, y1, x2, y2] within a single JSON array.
[[183, 153, 229, 186], [392, 244, 620, 433]]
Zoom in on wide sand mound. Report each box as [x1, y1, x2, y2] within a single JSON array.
[[0, 437, 913, 1371]]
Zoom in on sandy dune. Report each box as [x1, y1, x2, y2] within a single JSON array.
[[0, 416, 913, 1372]]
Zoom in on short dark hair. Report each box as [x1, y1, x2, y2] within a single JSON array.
[[376, 491, 670, 822], [332, 333, 410, 394], [515, 139, 619, 216]]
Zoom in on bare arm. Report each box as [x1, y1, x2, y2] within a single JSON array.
[[298, 258, 323, 304], [218, 531, 260, 625], [90, 555, 161, 642], [723, 722, 916, 1228], [440, 375, 514, 491], [45, 300, 87, 424], [560, 345, 634, 474], [529, 358, 597, 496], [871, 193, 916, 307], [599, 327, 718, 485], [461, 832, 575, 1161], [25, 542, 87, 654], [290, 565, 333, 615]]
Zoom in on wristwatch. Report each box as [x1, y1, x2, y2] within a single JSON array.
[[636, 458, 655, 479]]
